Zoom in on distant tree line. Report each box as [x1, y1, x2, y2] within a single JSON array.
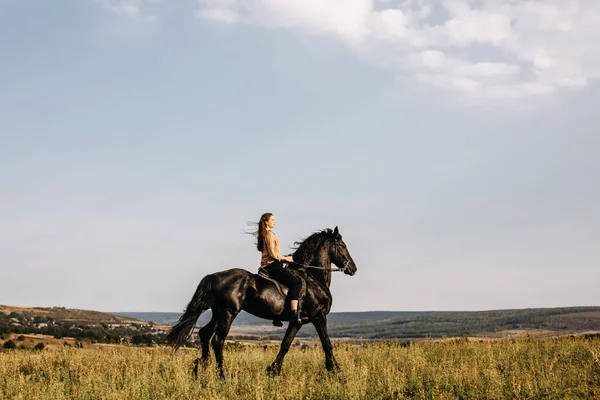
[[0, 312, 166, 346]]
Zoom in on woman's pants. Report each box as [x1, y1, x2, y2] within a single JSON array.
[[263, 261, 302, 301]]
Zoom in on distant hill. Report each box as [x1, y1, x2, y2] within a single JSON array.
[[113, 311, 432, 327], [115, 306, 600, 339], [0, 305, 162, 346], [322, 307, 600, 339], [4, 305, 599, 341], [0, 305, 139, 323]]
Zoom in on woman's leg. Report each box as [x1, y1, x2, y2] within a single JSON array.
[[264, 262, 302, 311]]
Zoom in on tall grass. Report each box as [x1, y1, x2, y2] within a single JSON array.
[[1, 337, 599, 399]]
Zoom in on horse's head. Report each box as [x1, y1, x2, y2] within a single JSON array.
[[329, 226, 357, 276]]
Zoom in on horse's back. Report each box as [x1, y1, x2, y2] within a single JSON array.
[[212, 268, 284, 296], [212, 267, 255, 277], [207, 268, 256, 291]]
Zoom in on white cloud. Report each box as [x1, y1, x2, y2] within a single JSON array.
[[197, 0, 239, 23], [99, 0, 160, 23], [197, 0, 600, 99]]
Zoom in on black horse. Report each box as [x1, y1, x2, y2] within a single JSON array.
[[165, 226, 357, 377]]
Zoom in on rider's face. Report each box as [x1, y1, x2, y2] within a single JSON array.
[[266, 215, 276, 229]]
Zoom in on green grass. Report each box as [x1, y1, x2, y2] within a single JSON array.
[[559, 311, 600, 318], [1, 337, 599, 399]]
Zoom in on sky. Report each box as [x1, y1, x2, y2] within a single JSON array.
[[1, 0, 598, 313]]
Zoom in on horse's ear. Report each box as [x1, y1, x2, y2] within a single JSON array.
[[333, 226, 340, 238]]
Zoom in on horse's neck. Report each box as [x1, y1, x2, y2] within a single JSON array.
[[307, 247, 331, 288]]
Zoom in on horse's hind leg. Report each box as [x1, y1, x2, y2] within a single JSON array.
[[210, 310, 237, 379], [193, 314, 217, 377], [200, 315, 217, 362]]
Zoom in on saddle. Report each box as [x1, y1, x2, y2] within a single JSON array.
[[257, 267, 288, 298]]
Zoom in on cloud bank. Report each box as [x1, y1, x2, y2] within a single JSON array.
[[197, 0, 600, 99]]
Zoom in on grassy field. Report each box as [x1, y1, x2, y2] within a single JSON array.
[[1, 336, 600, 400]]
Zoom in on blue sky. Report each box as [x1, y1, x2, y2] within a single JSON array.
[[1, 0, 598, 313]]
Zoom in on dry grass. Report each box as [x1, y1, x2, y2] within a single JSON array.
[[1, 336, 599, 399]]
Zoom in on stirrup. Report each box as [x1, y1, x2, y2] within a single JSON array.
[[272, 319, 283, 327]]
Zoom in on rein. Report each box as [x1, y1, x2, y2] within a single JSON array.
[[286, 260, 350, 273]]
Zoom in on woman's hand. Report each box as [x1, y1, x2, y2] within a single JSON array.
[[283, 255, 294, 263]]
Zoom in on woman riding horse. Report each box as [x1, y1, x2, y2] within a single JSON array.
[[165, 224, 357, 378], [254, 212, 303, 326]]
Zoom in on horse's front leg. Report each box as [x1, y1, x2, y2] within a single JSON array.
[[267, 321, 301, 376], [313, 315, 341, 372]]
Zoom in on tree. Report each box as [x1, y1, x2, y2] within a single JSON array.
[[3, 340, 16, 349], [34, 343, 45, 351], [131, 334, 154, 346], [9, 312, 23, 320]]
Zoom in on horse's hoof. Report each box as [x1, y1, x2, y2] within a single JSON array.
[[192, 358, 201, 379], [326, 362, 342, 373], [199, 357, 210, 368], [266, 363, 281, 376]]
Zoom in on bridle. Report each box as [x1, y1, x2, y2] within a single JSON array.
[[285, 240, 351, 272]]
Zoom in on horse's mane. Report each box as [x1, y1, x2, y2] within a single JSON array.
[[291, 229, 334, 265]]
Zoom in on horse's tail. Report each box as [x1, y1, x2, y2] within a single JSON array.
[[165, 274, 214, 350]]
